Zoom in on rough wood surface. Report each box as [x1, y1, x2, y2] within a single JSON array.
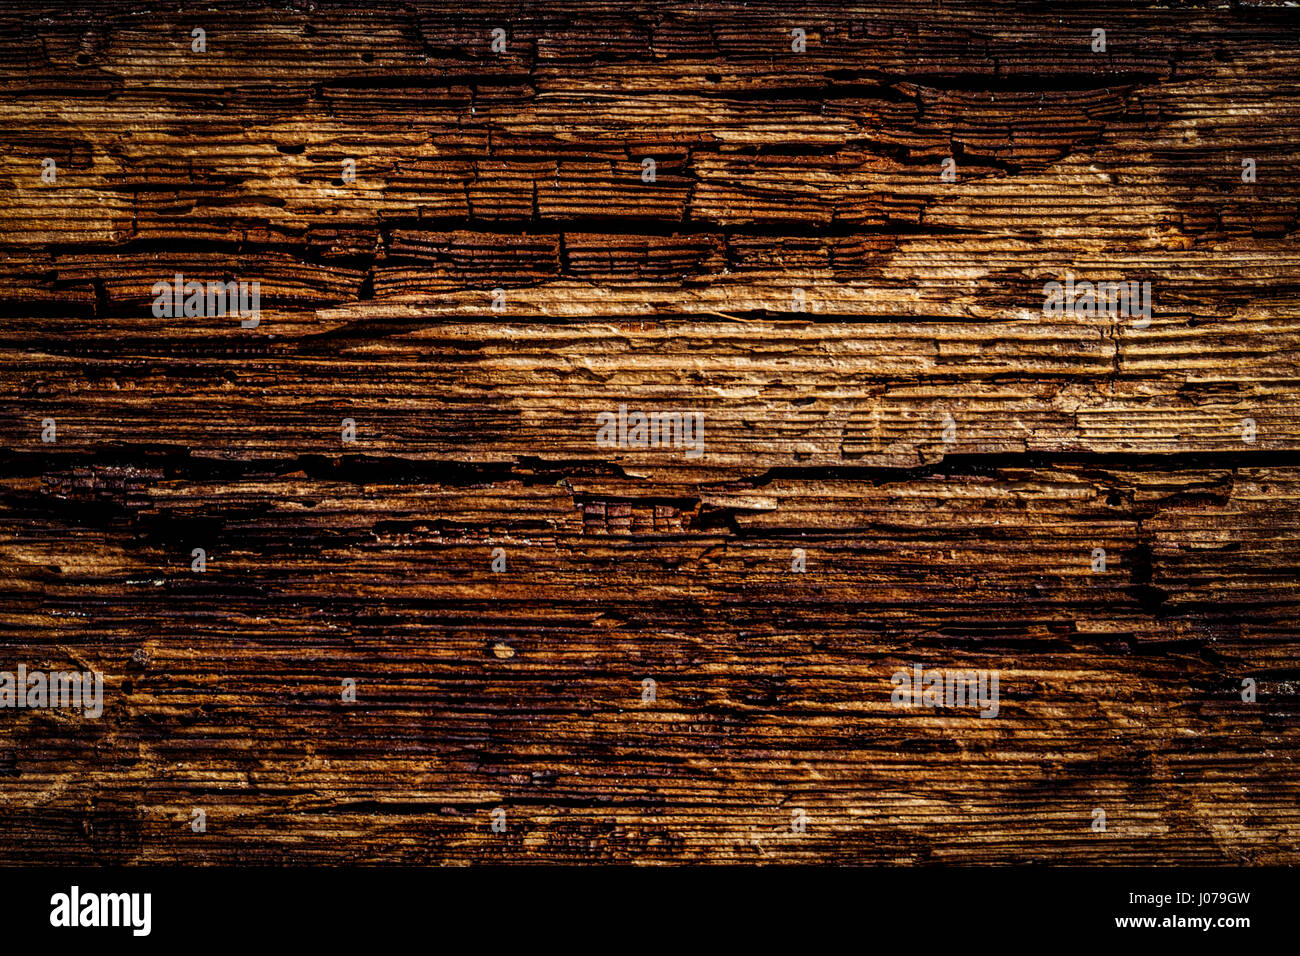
[[1, 0, 1298, 864]]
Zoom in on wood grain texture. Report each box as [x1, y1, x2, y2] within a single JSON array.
[[0, 0, 1298, 865]]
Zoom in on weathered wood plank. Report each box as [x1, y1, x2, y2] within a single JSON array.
[[0, 1, 1297, 865]]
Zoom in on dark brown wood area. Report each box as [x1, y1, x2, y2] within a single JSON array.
[[0, 1, 1297, 864]]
